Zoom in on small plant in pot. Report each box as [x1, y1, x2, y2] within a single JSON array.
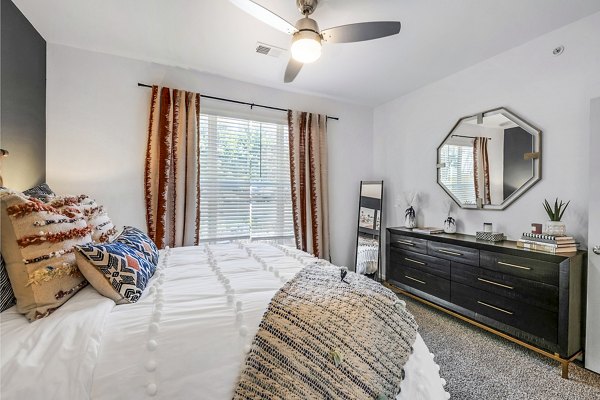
[[543, 198, 570, 236]]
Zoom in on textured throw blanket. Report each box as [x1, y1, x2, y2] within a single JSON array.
[[234, 264, 418, 400]]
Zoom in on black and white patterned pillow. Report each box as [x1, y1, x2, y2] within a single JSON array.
[[22, 183, 55, 201], [0, 254, 16, 312]]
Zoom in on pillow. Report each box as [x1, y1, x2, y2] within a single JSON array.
[[22, 183, 55, 201], [113, 226, 159, 265], [0, 254, 16, 312], [48, 195, 118, 243], [0, 189, 91, 321], [75, 240, 157, 304]]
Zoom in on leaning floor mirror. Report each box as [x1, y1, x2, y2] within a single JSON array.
[[354, 181, 383, 281]]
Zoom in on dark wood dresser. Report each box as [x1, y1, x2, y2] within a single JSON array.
[[385, 227, 586, 377]]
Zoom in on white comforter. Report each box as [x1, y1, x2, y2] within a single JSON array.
[[1, 243, 449, 399]]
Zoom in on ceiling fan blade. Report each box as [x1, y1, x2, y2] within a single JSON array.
[[230, 0, 297, 35], [321, 21, 401, 43], [284, 58, 303, 83]]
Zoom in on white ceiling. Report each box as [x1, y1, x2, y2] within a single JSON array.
[[13, 0, 600, 106], [465, 114, 518, 129]]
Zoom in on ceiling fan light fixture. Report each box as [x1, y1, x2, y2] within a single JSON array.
[[291, 30, 322, 63], [231, 1, 402, 83]]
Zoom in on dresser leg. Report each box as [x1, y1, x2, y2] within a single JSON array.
[[561, 361, 569, 379], [560, 351, 583, 379]]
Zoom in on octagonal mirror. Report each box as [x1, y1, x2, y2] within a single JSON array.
[[437, 107, 541, 210]]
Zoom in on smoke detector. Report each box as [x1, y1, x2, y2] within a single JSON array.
[[552, 45, 565, 56]]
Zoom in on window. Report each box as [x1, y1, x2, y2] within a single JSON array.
[[439, 144, 476, 205], [199, 113, 294, 243]]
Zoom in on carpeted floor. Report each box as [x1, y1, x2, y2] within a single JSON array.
[[399, 294, 600, 400]]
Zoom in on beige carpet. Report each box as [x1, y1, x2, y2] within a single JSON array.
[[399, 294, 600, 400]]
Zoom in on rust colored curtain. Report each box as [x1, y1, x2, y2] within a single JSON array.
[[287, 110, 330, 260], [473, 137, 491, 206], [144, 86, 201, 248]]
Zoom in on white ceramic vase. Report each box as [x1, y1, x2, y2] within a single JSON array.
[[545, 220, 566, 236], [405, 206, 417, 228], [444, 217, 457, 234]]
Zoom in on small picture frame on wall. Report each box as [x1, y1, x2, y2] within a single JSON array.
[[359, 207, 376, 229]]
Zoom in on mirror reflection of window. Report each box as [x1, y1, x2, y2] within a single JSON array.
[[439, 144, 476, 205]]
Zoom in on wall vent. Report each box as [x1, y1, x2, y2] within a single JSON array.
[[256, 45, 271, 55], [255, 42, 287, 58]]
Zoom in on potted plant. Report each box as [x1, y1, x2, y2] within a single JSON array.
[[543, 198, 570, 236]]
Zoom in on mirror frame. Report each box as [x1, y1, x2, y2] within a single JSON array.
[[437, 107, 542, 210], [354, 180, 384, 281]]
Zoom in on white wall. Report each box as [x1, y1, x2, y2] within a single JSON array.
[[374, 12, 600, 248], [46, 44, 374, 268], [586, 95, 600, 372]]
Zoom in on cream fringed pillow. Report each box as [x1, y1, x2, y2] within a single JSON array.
[[0, 190, 91, 321], [48, 195, 118, 243]]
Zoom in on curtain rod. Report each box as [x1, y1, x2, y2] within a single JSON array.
[[138, 83, 339, 121], [452, 134, 492, 140]]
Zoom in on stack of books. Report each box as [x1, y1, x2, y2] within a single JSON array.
[[517, 233, 578, 254]]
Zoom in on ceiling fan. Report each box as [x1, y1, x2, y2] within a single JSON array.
[[230, 0, 401, 83]]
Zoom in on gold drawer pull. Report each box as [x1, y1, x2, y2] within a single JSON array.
[[397, 240, 415, 246], [498, 261, 531, 271], [477, 301, 514, 315], [478, 278, 514, 290], [405, 275, 426, 284], [405, 257, 426, 266], [438, 249, 463, 256]]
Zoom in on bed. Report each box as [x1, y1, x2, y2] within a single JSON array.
[[1, 242, 449, 399], [356, 235, 380, 275]]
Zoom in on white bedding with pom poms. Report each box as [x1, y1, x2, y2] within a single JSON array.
[[0, 242, 449, 399]]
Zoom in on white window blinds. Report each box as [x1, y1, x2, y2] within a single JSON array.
[[199, 113, 294, 242], [439, 144, 476, 205]]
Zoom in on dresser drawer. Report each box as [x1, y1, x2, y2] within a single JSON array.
[[390, 234, 427, 254], [390, 248, 450, 279], [480, 251, 559, 286], [428, 241, 479, 266], [451, 282, 557, 343], [390, 265, 450, 301], [451, 263, 558, 312]]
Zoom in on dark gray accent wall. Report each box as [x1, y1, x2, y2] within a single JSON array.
[[1, 0, 46, 190], [503, 127, 533, 199]]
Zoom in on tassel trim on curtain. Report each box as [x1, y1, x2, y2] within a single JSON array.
[[287, 110, 330, 260], [144, 86, 201, 248], [473, 137, 491, 205]]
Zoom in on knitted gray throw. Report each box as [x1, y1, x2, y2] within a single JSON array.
[[233, 264, 418, 400]]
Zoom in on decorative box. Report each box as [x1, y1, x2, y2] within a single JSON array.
[[476, 231, 505, 242]]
